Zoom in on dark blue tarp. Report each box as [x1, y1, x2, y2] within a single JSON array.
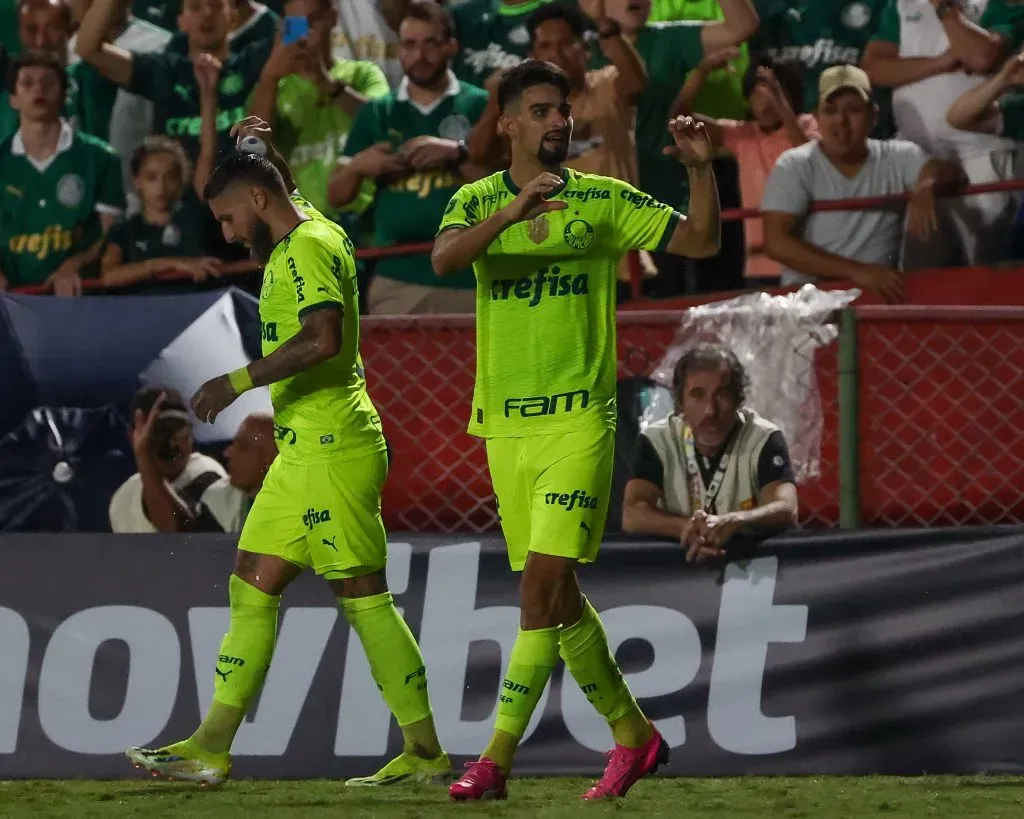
[[0, 288, 261, 441]]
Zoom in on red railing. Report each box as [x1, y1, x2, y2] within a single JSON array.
[[9, 179, 1023, 298]]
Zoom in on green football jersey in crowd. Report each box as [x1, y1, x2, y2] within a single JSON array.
[[127, 41, 271, 161], [274, 59, 391, 216], [0, 124, 124, 286], [450, 0, 548, 88], [342, 78, 489, 289], [593, 21, 705, 210], [107, 199, 207, 264], [752, 0, 892, 134]]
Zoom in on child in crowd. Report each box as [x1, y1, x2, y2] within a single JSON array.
[[100, 136, 220, 287], [672, 53, 818, 279]]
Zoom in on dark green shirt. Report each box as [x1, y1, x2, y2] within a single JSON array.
[[591, 21, 705, 210], [343, 78, 488, 288], [127, 40, 271, 161], [451, 0, 549, 88], [108, 200, 207, 264], [752, 0, 893, 135]]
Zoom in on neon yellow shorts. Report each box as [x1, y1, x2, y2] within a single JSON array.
[[485, 425, 614, 572], [238, 448, 388, 579]]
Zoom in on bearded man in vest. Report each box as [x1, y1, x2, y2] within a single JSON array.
[[622, 342, 799, 561]]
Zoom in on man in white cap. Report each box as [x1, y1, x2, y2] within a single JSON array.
[[761, 64, 964, 301]]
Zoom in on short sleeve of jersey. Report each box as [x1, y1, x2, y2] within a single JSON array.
[[287, 227, 349, 319], [755, 430, 796, 488], [107, 219, 132, 256], [608, 177, 680, 254], [872, 0, 900, 44], [342, 98, 384, 158], [998, 93, 1024, 139], [127, 50, 172, 102], [888, 139, 929, 190], [761, 149, 811, 215], [436, 181, 485, 233], [95, 142, 127, 213], [632, 434, 665, 489], [343, 61, 391, 99]]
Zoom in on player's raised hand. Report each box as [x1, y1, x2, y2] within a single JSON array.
[[131, 393, 164, 458], [192, 375, 239, 425], [506, 172, 568, 224], [231, 115, 276, 153], [664, 115, 712, 168]]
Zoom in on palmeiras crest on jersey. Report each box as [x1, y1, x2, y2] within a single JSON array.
[[56, 174, 84, 208], [438, 114, 471, 142], [162, 223, 181, 247], [261, 268, 274, 300], [841, 1, 871, 29], [563, 218, 595, 251]]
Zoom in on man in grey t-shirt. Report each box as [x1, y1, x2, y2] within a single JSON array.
[[762, 65, 964, 301]]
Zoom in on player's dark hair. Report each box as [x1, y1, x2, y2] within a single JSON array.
[[743, 54, 804, 115], [527, 2, 589, 44], [496, 59, 571, 113], [202, 150, 286, 201], [672, 343, 749, 406], [400, 0, 454, 40], [129, 136, 193, 183], [5, 48, 67, 96]]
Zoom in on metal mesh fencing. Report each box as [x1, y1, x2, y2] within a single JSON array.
[[855, 307, 1024, 526], [360, 307, 1024, 533]]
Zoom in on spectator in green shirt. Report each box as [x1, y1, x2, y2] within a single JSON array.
[[329, 0, 488, 314], [167, 0, 280, 55], [249, 0, 390, 215], [100, 135, 220, 287], [0, 50, 124, 293], [76, 0, 272, 162]]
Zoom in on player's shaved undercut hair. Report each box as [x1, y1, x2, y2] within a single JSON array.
[[496, 58, 572, 113], [202, 151, 286, 201]]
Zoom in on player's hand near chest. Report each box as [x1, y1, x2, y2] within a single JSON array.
[[505, 173, 569, 223], [432, 173, 568, 276]]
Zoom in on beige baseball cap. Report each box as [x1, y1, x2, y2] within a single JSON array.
[[819, 65, 872, 102]]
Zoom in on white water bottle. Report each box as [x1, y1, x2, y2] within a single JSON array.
[[237, 135, 267, 156]]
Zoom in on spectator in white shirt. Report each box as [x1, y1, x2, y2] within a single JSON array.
[[861, 0, 1024, 267], [761, 65, 964, 301], [109, 386, 233, 533], [200, 413, 278, 532]]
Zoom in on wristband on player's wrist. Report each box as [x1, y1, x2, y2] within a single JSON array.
[[228, 365, 254, 395]]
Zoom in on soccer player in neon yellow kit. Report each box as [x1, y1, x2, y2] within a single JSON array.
[[434, 60, 721, 801], [124, 146, 451, 787]]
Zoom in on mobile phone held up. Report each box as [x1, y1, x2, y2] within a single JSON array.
[[282, 15, 309, 45]]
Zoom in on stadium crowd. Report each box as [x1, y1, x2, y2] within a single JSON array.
[[0, 0, 1022, 309]]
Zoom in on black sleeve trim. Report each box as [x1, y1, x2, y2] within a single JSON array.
[[631, 434, 665, 489], [298, 301, 343, 320], [756, 430, 797, 488], [654, 210, 683, 253]]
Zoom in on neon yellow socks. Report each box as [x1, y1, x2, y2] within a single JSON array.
[[560, 597, 652, 748], [191, 575, 279, 754], [340, 592, 442, 758], [485, 626, 561, 772]]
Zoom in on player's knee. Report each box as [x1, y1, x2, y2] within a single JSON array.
[[519, 552, 580, 629], [329, 567, 388, 599]]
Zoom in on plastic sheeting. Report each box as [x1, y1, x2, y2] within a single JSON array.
[[0, 406, 133, 533], [641, 286, 860, 482]]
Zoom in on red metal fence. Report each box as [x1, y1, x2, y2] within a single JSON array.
[[363, 307, 1024, 532]]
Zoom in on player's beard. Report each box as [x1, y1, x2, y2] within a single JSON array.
[[536, 129, 570, 166], [250, 219, 275, 264]]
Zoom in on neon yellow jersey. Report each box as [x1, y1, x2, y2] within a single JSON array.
[[259, 212, 385, 463], [437, 168, 681, 439]]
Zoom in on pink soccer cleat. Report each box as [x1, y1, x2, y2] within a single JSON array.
[[581, 727, 670, 800], [448, 757, 508, 801]]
